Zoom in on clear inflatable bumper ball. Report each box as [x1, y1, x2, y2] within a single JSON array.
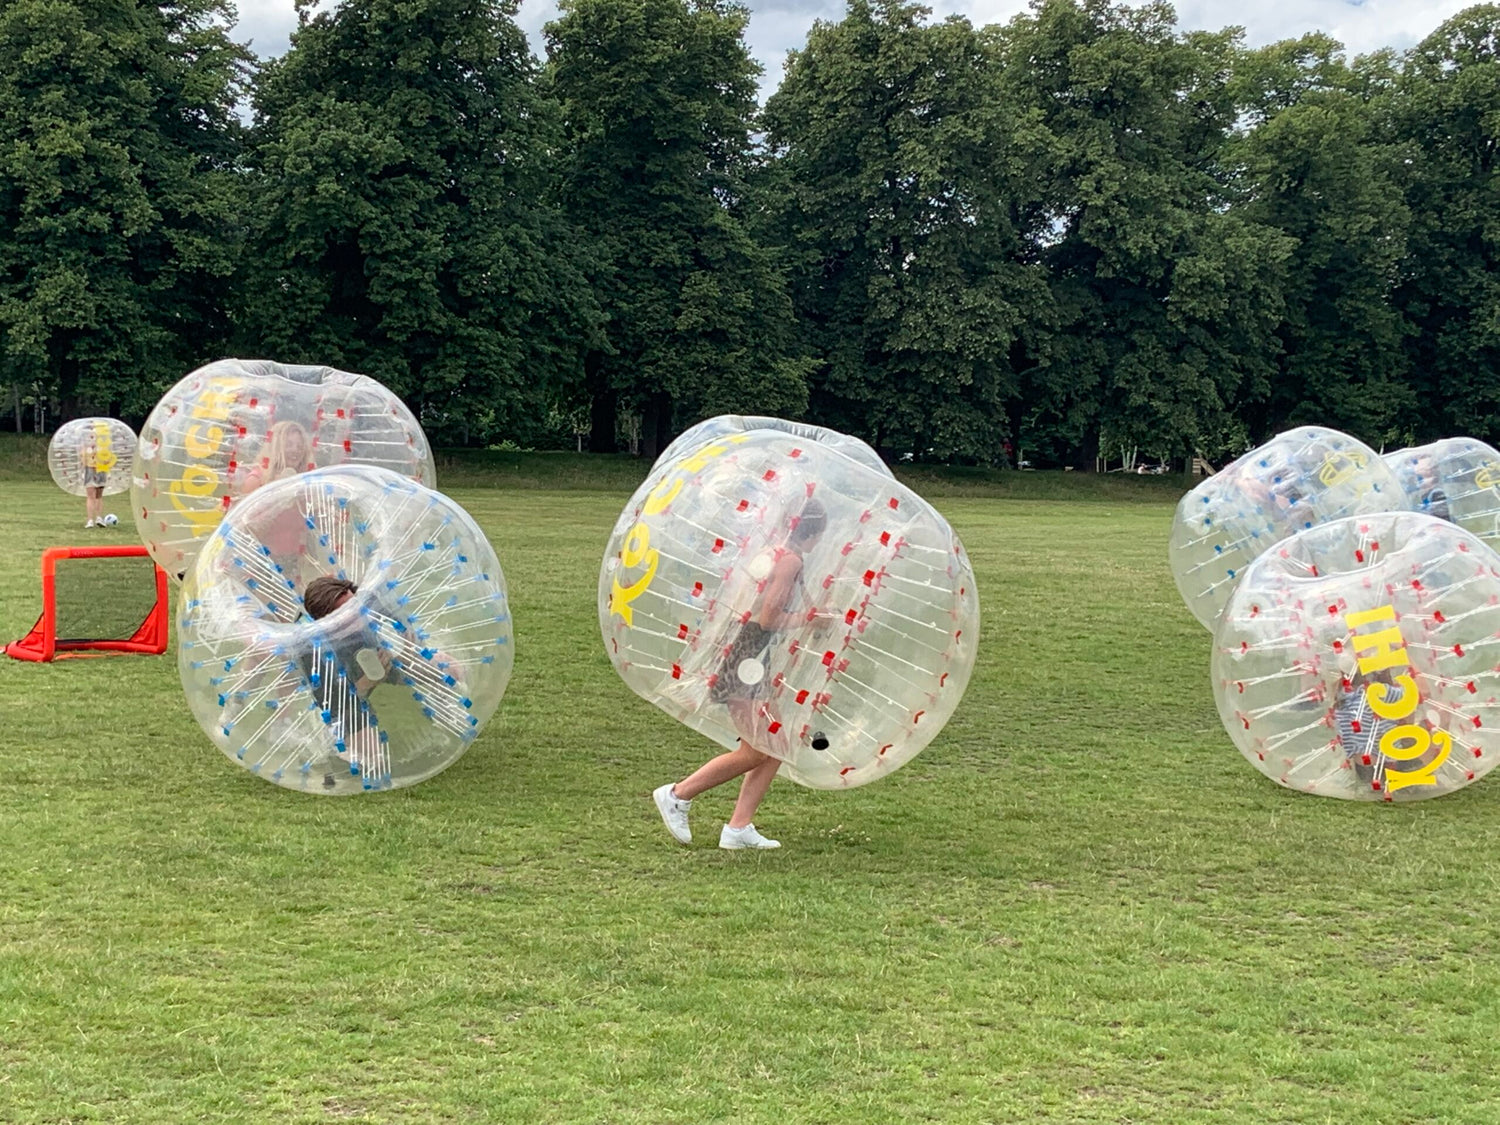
[[600, 416, 980, 789], [49, 417, 136, 496], [178, 466, 512, 794], [1212, 512, 1500, 801], [133, 359, 435, 580], [1384, 437, 1500, 546], [1171, 426, 1406, 631]]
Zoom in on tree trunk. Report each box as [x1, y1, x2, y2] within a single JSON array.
[[11, 383, 19, 433], [54, 333, 80, 423], [586, 352, 617, 454], [640, 391, 672, 463], [1072, 429, 1100, 472]]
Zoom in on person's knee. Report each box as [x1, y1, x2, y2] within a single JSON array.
[[737, 741, 774, 765]]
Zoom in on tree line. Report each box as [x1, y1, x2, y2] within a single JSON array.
[[3, 0, 1499, 468]]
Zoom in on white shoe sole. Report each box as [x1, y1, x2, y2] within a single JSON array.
[[719, 832, 781, 851]]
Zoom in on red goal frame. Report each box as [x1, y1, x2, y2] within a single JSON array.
[[4, 546, 169, 662]]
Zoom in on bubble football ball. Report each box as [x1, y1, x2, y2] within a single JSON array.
[[1212, 511, 1500, 801], [600, 417, 979, 789], [1170, 426, 1406, 631], [48, 417, 136, 496], [1384, 437, 1500, 547], [133, 359, 435, 580], [178, 465, 512, 794]]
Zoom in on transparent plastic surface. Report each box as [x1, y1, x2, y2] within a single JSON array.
[[1384, 438, 1500, 547], [654, 416, 891, 481], [600, 417, 978, 789], [1212, 512, 1500, 801], [133, 359, 434, 579], [178, 466, 511, 794], [1171, 427, 1406, 630], [49, 418, 136, 497]]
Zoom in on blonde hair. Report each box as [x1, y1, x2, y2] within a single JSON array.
[[265, 420, 311, 478]]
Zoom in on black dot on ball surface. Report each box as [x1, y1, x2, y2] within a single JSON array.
[[811, 732, 829, 751]]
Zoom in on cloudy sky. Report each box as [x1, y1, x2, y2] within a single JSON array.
[[232, 0, 1477, 98]]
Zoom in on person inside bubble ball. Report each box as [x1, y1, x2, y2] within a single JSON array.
[[1333, 671, 1399, 788], [1331, 668, 1445, 791], [301, 576, 466, 786], [302, 576, 386, 787], [239, 421, 315, 598], [652, 498, 830, 851], [80, 430, 110, 529], [1413, 453, 1452, 522], [241, 420, 312, 493]]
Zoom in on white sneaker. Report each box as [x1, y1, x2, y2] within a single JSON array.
[[653, 783, 692, 844], [84, 519, 95, 529], [719, 823, 781, 850]]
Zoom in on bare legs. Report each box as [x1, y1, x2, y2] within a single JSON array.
[[728, 750, 779, 829], [673, 740, 780, 828], [85, 485, 103, 524]]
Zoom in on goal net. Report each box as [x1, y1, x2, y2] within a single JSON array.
[[5, 546, 168, 662]]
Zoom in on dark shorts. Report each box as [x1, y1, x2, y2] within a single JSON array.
[[709, 622, 774, 704]]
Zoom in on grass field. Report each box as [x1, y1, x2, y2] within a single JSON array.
[[2, 443, 1498, 1124]]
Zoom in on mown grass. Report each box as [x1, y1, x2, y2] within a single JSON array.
[[0, 432, 1194, 502], [1, 453, 1498, 1123]]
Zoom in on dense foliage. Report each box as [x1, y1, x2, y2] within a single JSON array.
[[4, 0, 1500, 466]]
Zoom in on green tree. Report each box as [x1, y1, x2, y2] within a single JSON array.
[[763, 0, 1051, 464], [0, 0, 249, 418], [1392, 4, 1500, 442], [998, 0, 1290, 468], [546, 0, 809, 458], [1227, 37, 1411, 445], [241, 0, 598, 447]]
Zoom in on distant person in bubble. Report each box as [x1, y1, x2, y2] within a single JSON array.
[[653, 499, 829, 851], [81, 429, 110, 529], [1412, 452, 1452, 522]]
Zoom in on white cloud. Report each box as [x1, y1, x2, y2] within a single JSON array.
[[232, 0, 1481, 89]]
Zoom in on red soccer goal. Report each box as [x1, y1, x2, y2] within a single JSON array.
[[5, 546, 169, 662]]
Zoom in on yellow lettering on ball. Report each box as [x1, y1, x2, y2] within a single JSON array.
[[184, 423, 225, 460], [1353, 626, 1409, 675], [1365, 674, 1419, 721], [1385, 729, 1453, 793]]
